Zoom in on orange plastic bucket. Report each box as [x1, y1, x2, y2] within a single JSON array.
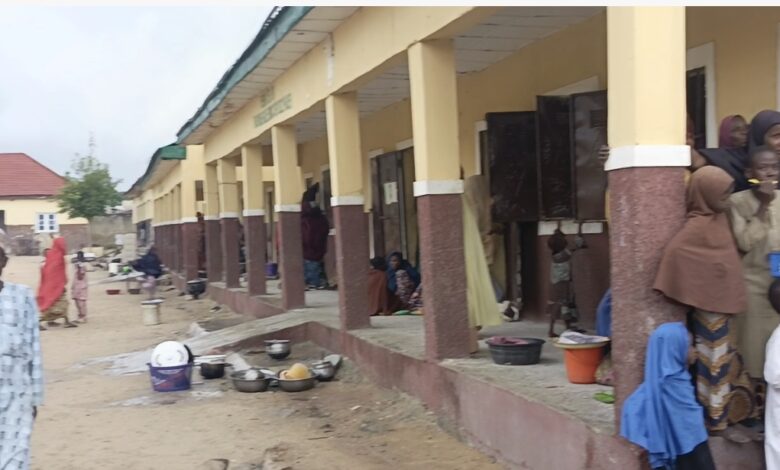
[[563, 345, 605, 384]]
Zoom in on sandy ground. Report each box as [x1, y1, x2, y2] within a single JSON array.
[[4, 256, 502, 470]]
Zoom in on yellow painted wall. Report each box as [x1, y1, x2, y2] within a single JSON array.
[[687, 7, 780, 121], [0, 198, 87, 226]]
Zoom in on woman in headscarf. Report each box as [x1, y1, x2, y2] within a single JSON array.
[[0, 245, 44, 469], [387, 251, 420, 307], [654, 166, 753, 441], [37, 237, 76, 329], [697, 110, 780, 192], [621, 323, 715, 470], [301, 183, 330, 289], [719, 114, 749, 149]]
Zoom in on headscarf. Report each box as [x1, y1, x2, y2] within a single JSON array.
[[653, 166, 746, 314], [386, 251, 420, 293], [37, 237, 67, 312], [620, 323, 708, 469], [301, 192, 330, 262], [595, 288, 612, 338], [464, 175, 494, 266], [718, 114, 744, 149], [135, 246, 163, 278], [748, 109, 780, 152]]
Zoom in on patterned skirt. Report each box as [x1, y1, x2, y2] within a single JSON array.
[[692, 310, 756, 431], [40, 291, 69, 322]]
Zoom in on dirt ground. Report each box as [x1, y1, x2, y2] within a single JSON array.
[[4, 256, 502, 470]]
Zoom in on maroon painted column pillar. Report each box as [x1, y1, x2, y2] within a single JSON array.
[[333, 202, 370, 330], [609, 168, 688, 408], [220, 216, 241, 288], [205, 217, 222, 283], [417, 192, 470, 360], [244, 211, 267, 295], [277, 210, 305, 310], [181, 219, 199, 281]]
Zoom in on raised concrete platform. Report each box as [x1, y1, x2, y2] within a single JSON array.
[[161, 275, 764, 469]]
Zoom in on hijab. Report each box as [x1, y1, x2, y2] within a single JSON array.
[[620, 323, 708, 469], [696, 111, 780, 193], [386, 251, 420, 293], [37, 237, 68, 312], [718, 115, 743, 149], [748, 109, 780, 152], [653, 166, 747, 314]]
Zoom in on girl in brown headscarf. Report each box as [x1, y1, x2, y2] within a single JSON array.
[[654, 166, 751, 441]]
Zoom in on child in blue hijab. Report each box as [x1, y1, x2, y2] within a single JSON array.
[[621, 322, 714, 470]]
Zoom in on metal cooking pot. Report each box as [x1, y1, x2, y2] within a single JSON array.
[[199, 362, 228, 379], [265, 339, 291, 360], [230, 370, 270, 393], [311, 361, 336, 381], [278, 376, 316, 392]]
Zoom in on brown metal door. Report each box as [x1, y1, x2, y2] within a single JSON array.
[[486, 112, 539, 223], [536, 95, 574, 219], [372, 152, 404, 258], [571, 90, 608, 220]]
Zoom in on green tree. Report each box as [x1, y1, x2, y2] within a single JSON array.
[[56, 137, 122, 221]]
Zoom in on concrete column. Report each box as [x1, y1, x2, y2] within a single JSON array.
[[242, 144, 267, 296], [326, 92, 370, 330], [204, 163, 223, 283], [218, 157, 241, 289], [606, 7, 689, 416], [180, 175, 200, 282], [272, 125, 305, 310], [408, 39, 470, 360]]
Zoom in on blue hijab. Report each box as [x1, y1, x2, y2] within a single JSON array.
[[620, 322, 708, 469], [386, 252, 420, 293], [596, 288, 612, 338]]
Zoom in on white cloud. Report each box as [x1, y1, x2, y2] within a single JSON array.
[[0, 5, 272, 190]]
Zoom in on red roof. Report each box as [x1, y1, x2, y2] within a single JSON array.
[[0, 153, 66, 197]]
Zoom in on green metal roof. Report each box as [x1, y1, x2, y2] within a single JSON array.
[[124, 144, 187, 198], [176, 6, 313, 144]]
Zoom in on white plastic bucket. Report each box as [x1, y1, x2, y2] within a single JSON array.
[[141, 301, 161, 326], [108, 262, 120, 275]]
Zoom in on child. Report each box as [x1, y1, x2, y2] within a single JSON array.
[[621, 323, 715, 470], [765, 279, 780, 469], [729, 146, 780, 394], [72, 262, 88, 323], [547, 227, 585, 337]]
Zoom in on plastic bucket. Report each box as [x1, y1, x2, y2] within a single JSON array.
[[266, 262, 279, 278], [147, 363, 193, 392], [141, 302, 161, 326], [563, 345, 605, 384], [770, 252, 780, 278]]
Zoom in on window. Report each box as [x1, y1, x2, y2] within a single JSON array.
[[36, 213, 58, 233]]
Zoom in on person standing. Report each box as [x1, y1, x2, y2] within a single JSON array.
[[37, 237, 76, 329], [729, 146, 780, 407], [71, 261, 88, 324], [300, 183, 330, 289], [763, 279, 780, 469], [133, 246, 163, 300], [0, 245, 44, 469], [654, 166, 752, 441], [621, 323, 715, 470]]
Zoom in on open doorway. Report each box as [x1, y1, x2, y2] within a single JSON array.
[[370, 148, 418, 265]]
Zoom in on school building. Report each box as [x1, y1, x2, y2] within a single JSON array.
[[128, 7, 778, 468]]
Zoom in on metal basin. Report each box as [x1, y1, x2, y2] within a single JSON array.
[[278, 376, 317, 393], [230, 370, 270, 393], [265, 339, 291, 360]]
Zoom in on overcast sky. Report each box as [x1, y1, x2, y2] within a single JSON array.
[[0, 5, 272, 190]]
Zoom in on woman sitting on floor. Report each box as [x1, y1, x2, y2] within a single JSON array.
[[386, 252, 420, 308]]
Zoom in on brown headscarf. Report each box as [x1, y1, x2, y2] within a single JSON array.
[[653, 166, 747, 314]]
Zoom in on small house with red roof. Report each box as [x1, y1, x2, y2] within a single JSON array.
[[0, 153, 88, 255]]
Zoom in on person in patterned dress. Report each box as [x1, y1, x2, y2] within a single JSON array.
[[0, 245, 44, 469]]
